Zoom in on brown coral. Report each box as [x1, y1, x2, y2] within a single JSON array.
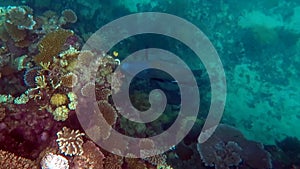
[[125, 157, 147, 169], [61, 72, 78, 88], [72, 141, 105, 169], [96, 87, 111, 101], [56, 127, 85, 156], [98, 100, 117, 126], [33, 29, 73, 64], [4, 22, 26, 42], [0, 149, 37, 169], [104, 154, 123, 169]]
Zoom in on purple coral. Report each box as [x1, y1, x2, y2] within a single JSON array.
[[197, 124, 272, 169]]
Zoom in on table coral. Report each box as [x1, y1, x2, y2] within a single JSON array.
[[6, 6, 36, 30], [33, 29, 73, 65], [56, 127, 85, 156]]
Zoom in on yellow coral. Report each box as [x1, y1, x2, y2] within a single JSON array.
[[33, 29, 73, 64], [52, 105, 69, 121], [50, 93, 68, 106]]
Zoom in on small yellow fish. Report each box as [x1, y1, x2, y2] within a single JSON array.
[[113, 51, 119, 57]]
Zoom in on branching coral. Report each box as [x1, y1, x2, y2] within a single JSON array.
[[56, 127, 85, 156], [0, 149, 37, 169]]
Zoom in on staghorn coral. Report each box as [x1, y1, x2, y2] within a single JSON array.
[[72, 141, 105, 169], [56, 127, 85, 156], [104, 154, 123, 169], [40, 152, 69, 169], [0, 149, 37, 169], [33, 29, 73, 65], [50, 93, 68, 106]]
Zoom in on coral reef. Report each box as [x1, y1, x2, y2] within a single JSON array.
[[197, 124, 272, 169]]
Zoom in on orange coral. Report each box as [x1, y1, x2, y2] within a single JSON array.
[[33, 29, 73, 64], [0, 149, 37, 169], [50, 93, 68, 106]]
